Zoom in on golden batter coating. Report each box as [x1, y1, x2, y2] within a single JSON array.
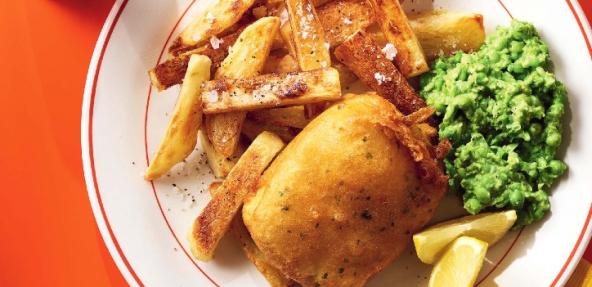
[[243, 93, 447, 287]]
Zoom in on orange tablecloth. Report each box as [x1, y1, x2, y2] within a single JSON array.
[[0, 1, 590, 286]]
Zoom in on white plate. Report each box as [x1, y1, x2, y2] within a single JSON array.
[[81, 0, 592, 286]]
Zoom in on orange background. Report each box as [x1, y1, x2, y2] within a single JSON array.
[[0, 0, 589, 286]]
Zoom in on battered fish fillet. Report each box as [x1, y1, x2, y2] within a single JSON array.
[[242, 93, 448, 287]]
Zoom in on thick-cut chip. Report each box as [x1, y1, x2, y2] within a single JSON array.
[[150, 31, 241, 91], [209, 181, 223, 191], [149, 56, 190, 91], [286, 0, 331, 71], [409, 10, 485, 60], [280, 22, 298, 57], [287, 4, 328, 117], [312, 0, 333, 6], [317, 0, 374, 47], [341, 13, 484, 61], [276, 54, 300, 73], [368, 0, 428, 78], [214, 17, 280, 79], [208, 185, 300, 287], [205, 17, 280, 158], [202, 68, 341, 114], [334, 31, 427, 115], [144, 55, 211, 180], [267, 0, 287, 7], [152, 17, 288, 91], [269, 0, 332, 7], [272, 31, 287, 50], [262, 52, 285, 74], [262, 50, 296, 74], [242, 119, 298, 143], [171, 15, 255, 56], [189, 132, 285, 261], [342, 79, 372, 94], [173, 0, 256, 49], [249, 106, 308, 128], [278, 0, 373, 50], [332, 61, 358, 86], [199, 130, 245, 178], [252, 4, 269, 19], [265, 0, 285, 16], [365, 23, 389, 47], [154, 0, 382, 91]]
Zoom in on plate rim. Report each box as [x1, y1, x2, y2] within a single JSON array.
[[81, 0, 143, 286], [80, 0, 592, 286]]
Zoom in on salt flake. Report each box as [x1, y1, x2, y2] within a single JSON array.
[[374, 72, 391, 85], [209, 36, 223, 49], [381, 43, 398, 61], [206, 90, 219, 102]]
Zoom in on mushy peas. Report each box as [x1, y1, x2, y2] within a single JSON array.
[[420, 21, 567, 226]]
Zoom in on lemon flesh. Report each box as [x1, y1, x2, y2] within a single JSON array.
[[429, 236, 488, 287], [414, 210, 516, 264]]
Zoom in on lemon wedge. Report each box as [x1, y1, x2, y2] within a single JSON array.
[[414, 210, 516, 264], [429, 236, 488, 287]]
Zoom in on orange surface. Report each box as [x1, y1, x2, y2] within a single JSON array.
[[0, 0, 125, 286], [0, 1, 589, 287]]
